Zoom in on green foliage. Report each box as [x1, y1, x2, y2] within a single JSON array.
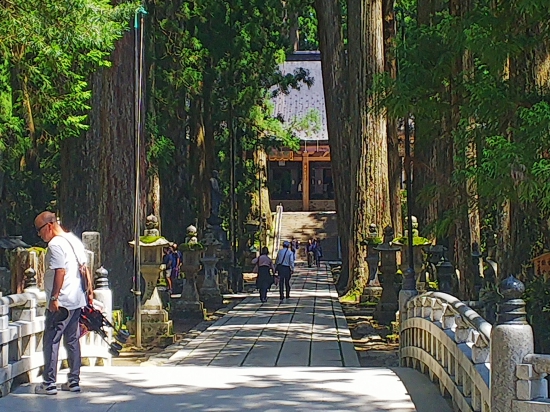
[[139, 235, 165, 244], [392, 236, 431, 246], [524, 276, 550, 353], [0, 0, 133, 235], [179, 242, 205, 251]]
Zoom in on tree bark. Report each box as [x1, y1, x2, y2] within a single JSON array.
[[314, 0, 352, 292], [383, 0, 402, 236], [346, 0, 391, 294], [189, 97, 208, 227], [59, 26, 147, 311]]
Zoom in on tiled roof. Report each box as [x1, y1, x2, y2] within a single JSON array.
[[273, 52, 328, 142], [0, 236, 30, 250]]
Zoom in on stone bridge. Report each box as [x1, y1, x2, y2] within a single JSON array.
[[0, 261, 548, 411]]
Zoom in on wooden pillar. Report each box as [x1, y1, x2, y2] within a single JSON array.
[[302, 152, 310, 211]]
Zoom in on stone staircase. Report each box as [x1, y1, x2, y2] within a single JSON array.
[[278, 211, 339, 261]]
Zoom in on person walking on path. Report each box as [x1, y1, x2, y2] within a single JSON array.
[[306, 239, 315, 268], [290, 237, 300, 260], [34, 211, 90, 395], [252, 247, 276, 303], [313, 238, 323, 268], [275, 241, 295, 302]]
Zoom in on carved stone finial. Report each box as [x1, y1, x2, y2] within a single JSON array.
[[24, 267, 37, 289], [95, 266, 109, 290], [185, 225, 199, 244], [144, 214, 160, 237], [496, 275, 527, 325], [145, 214, 159, 230], [383, 226, 394, 244], [368, 223, 378, 237], [500, 275, 525, 300]]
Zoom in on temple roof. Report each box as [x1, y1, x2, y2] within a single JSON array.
[[273, 51, 328, 142], [0, 236, 30, 250]]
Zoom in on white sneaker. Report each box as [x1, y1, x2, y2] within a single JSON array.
[[61, 381, 81, 392], [35, 383, 57, 395]]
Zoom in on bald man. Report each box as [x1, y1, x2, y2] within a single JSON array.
[[34, 211, 89, 395]]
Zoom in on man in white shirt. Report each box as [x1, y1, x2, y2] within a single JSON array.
[[34, 211, 88, 395], [275, 241, 295, 302]]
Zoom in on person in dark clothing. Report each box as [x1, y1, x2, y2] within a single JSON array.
[[313, 238, 323, 268], [162, 247, 173, 293], [306, 239, 315, 268], [275, 241, 295, 302], [252, 247, 276, 303], [290, 238, 299, 259]]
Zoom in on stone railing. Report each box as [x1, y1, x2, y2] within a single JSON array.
[[0, 267, 113, 397], [515, 354, 550, 411], [400, 292, 491, 412], [401, 275, 550, 412]]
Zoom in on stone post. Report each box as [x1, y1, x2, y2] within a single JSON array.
[[93, 267, 112, 321], [24, 267, 37, 291], [399, 267, 418, 322], [82, 231, 101, 274], [490, 275, 534, 412], [90, 266, 112, 366]]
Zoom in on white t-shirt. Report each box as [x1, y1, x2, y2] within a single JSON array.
[[44, 232, 87, 310]]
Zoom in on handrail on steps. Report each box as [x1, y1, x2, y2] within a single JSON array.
[[271, 204, 283, 260]]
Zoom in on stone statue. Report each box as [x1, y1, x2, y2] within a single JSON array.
[[210, 170, 221, 217]]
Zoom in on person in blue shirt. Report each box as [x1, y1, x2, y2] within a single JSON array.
[[162, 247, 173, 293], [275, 241, 295, 302]]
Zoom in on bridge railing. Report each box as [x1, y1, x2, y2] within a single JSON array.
[[401, 275, 550, 412], [401, 292, 491, 412], [0, 268, 112, 397]]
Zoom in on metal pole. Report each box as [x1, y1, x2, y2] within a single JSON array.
[[258, 141, 262, 250], [133, 6, 147, 348], [229, 103, 236, 289], [403, 115, 416, 289]]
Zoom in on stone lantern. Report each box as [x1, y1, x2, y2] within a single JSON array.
[[128, 214, 174, 345], [172, 225, 205, 320], [199, 227, 223, 309], [361, 224, 383, 303], [436, 257, 456, 294], [373, 226, 400, 324], [393, 216, 430, 292]]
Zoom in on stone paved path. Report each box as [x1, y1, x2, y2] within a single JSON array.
[[150, 264, 359, 368], [0, 264, 452, 411]]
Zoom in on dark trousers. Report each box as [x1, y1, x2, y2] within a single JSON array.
[[307, 252, 314, 267], [278, 266, 291, 299], [259, 287, 268, 301], [43, 308, 82, 385]]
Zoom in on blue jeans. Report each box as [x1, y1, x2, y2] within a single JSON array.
[[43, 308, 82, 385]]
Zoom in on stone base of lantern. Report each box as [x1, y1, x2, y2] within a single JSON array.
[[218, 270, 230, 294], [373, 302, 398, 325], [360, 286, 383, 303], [200, 287, 223, 310], [171, 299, 206, 320], [127, 309, 175, 345]]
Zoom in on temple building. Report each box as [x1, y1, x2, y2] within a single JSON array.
[[269, 51, 334, 212]]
